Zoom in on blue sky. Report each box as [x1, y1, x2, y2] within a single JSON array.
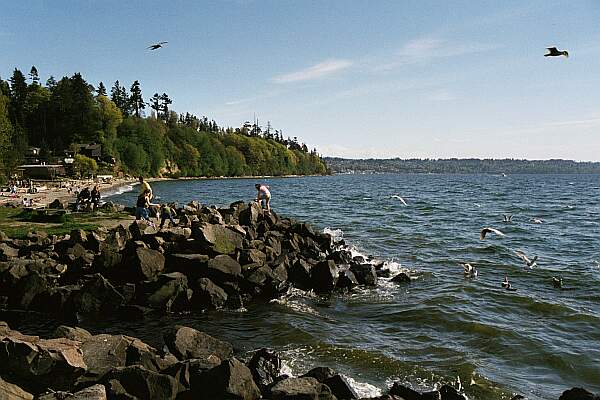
[[2, 1, 600, 160]]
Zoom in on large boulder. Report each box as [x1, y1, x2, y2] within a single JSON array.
[[239, 202, 263, 227], [163, 357, 221, 389], [240, 248, 267, 266], [0, 330, 87, 393], [145, 272, 190, 311], [157, 227, 192, 242], [122, 247, 165, 282], [192, 277, 228, 309], [559, 388, 598, 400], [104, 365, 182, 400], [324, 375, 358, 399], [0, 242, 19, 260], [0, 376, 34, 400], [191, 357, 261, 400], [311, 260, 338, 293], [337, 269, 359, 290], [165, 253, 209, 280], [163, 326, 233, 361], [38, 384, 107, 400], [68, 273, 125, 314], [207, 255, 242, 282], [192, 223, 244, 255], [288, 259, 313, 289], [270, 377, 336, 400], [51, 325, 92, 342], [349, 263, 378, 286], [389, 382, 422, 400], [247, 348, 282, 391]]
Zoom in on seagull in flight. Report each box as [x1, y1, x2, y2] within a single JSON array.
[[514, 250, 538, 268], [480, 227, 505, 240], [530, 218, 543, 224], [391, 195, 408, 205], [503, 214, 513, 223], [148, 41, 168, 50], [545, 47, 569, 58]]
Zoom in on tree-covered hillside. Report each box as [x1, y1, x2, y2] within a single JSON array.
[[0, 67, 327, 179]]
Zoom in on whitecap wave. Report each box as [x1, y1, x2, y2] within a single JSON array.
[[103, 184, 134, 198], [343, 374, 382, 398], [323, 227, 344, 241]]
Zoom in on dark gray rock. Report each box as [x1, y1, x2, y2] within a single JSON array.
[[391, 272, 411, 284], [311, 260, 338, 293], [163, 357, 222, 389], [247, 348, 282, 391], [144, 272, 190, 311], [288, 258, 313, 289], [349, 263, 378, 286], [165, 253, 209, 279], [51, 325, 92, 342], [104, 365, 182, 400], [389, 382, 422, 400], [191, 357, 261, 400], [438, 385, 467, 400], [123, 247, 165, 282], [337, 269, 359, 290], [302, 367, 337, 383], [192, 222, 244, 255], [157, 227, 192, 242], [38, 384, 107, 400], [192, 277, 228, 309], [0, 376, 34, 399], [163, 325, 233, 361], [207, 254, 242, 282], [559, 387, 598, 400], [239, 201, 263, 227], [240, 248, 267, 266], [270, 377, 335, 400], [324, 375, 358, 399], [68, 274, 125, 314]]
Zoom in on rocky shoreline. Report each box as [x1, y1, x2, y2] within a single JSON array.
[[0, 200, 597, 399]]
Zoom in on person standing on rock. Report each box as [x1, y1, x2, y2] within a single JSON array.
[[255, 183, 271, 212], [139, 176, 153, 200], [135, 189, 154, 226]]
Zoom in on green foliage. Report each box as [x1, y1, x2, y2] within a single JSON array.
[[0, 67, 328, 179], [73, 154, 98, 177]]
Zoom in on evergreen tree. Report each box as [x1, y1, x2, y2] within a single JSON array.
[[46, 76, 57, 89], [29, 66, 39, 85], [9, 68, 28, 127], [96, 81, 107, 97], [129, 80, 145, 117], [110, 80, 130, 116], [160, 93, 172, 120], [149, 93, 161, 118]]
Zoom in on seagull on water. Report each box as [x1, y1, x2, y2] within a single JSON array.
[[514, 250, 538, 268], [462, 263, 478, 278], [530, 218, 543, 224], [480, 227, 505, 240], [148, 41, 168, 50], [544, 47, 569, 58], [552, 276, 563, 289], [391, 195, 408, 205], [502, 276, 517, 291]]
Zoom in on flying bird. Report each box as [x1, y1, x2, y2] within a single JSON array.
[[530, 218, 543, 224], [502, 276, 517, 291], [148, 41, 168, 50], [514, 250, 538, 268], [391, 195, 408, 205], [503, 214, 513, 223], [552, 276, 563, 289], [480, 227, 505, 240], [544, 47, 569, 58], [462, 263, 478, 278]]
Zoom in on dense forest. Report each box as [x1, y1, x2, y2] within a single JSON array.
[[325, 157, 600, 174], [0, 66, 327, 181]]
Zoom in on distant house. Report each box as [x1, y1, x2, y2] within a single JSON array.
[[73, 143, 102, 160], [24, 147, 42, 164], [17, 164, 66, 179]]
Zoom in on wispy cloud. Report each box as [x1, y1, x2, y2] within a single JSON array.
[[424, 89, 457, 102], [376, 37, 499, 71], [273, 59, 353, 84]]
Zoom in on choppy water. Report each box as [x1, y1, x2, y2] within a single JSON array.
[[13, 174, 600, 399]]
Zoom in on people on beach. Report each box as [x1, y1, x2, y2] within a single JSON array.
[[159, 203, 177, 229], [255, 183, 271, 212], [75, 187, 91, 211], [139, 176, 153, 200], [91, 185, 101, 210]]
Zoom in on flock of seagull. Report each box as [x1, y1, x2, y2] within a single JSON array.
[[390, 194, 569, 291]]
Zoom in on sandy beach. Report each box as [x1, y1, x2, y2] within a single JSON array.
[[0, 178, 138, 208]]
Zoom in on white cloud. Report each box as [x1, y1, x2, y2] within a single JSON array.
[[273, 59, 353, 84], [376, 37, 499, 71]]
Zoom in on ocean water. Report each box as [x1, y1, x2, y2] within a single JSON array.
[[15, 174, 600, 399]]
